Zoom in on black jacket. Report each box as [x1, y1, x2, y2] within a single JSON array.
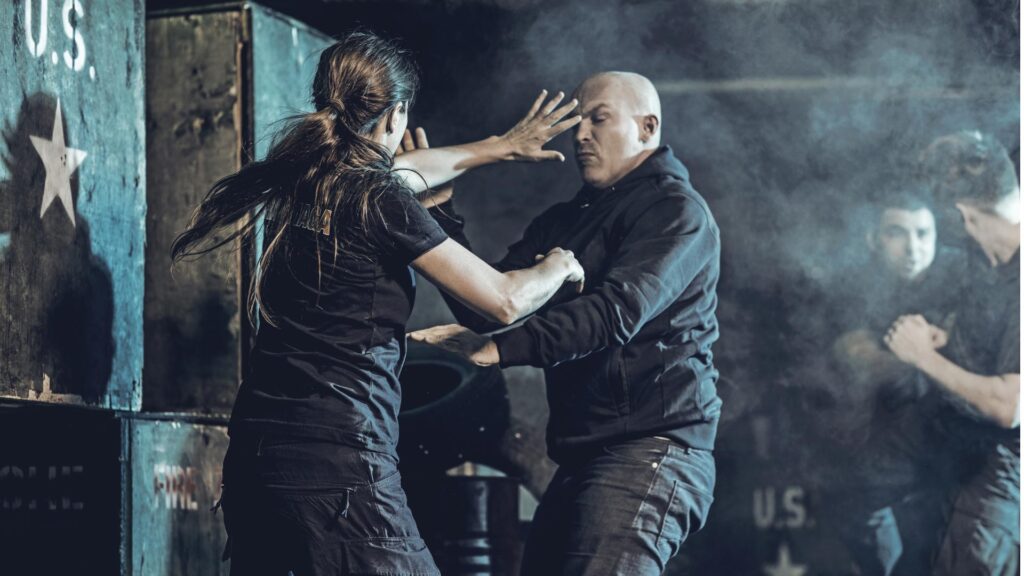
[[432, 146, 721, 461]]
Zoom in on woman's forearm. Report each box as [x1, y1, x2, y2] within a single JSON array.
[[497, 261, 576, 324], [411, 240, 578, 327], [393, 136, 511, 192]]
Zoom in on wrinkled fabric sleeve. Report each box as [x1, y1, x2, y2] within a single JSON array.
[[492, 194, 717, 368]]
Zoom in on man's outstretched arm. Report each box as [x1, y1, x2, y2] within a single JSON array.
[[413, 194, 719, 368], [886, 314, 1020, 429], [492, 194, 716, 367]]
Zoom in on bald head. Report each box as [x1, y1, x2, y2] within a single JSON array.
[[576, 72, 662, 137], [572, 71, 663, 188]]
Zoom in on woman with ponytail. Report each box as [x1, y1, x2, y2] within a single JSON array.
[[172, 31, 581, 575]]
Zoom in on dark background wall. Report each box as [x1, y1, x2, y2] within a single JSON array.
[[148, 0, 1018, 462], [153, 0, 1020, 427]]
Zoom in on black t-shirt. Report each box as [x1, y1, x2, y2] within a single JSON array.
[[939, 249, 1019, 531], [229, 184, 448, 454]]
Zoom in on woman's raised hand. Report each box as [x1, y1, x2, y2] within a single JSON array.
[[499, 90, 582, 163]]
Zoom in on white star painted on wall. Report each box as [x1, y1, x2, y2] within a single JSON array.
[[30, 99, 87, 226], [763, 543, 807, 576]]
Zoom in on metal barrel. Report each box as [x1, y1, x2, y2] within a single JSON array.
[[409, 476, 522, 576]]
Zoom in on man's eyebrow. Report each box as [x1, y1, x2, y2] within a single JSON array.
[[581, 103, 612, 114]]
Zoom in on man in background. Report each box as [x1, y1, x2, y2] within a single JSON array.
[[886, 131, 1020, 575], [822, 182, 965, 575]]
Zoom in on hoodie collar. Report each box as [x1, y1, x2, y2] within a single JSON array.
[[578, 146, 690, 206]]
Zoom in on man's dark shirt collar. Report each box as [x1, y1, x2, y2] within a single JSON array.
[[578, 146, 690, 206]]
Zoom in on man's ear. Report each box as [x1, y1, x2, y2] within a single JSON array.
[[640, 114, 659, 143]]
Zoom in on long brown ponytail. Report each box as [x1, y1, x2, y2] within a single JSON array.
[[171, 31, 420, 326]]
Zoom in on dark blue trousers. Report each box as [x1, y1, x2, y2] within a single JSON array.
[[521, 436, 715, 576], [219, 432, 439, 576]]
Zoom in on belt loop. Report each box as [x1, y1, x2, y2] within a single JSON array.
[[255, 434, 265, 457]]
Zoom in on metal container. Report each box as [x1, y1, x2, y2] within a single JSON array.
[[406, 476, 522, 576], [0, 403, 230, 575], [0, 0, 146, 410], [130, 414, 231, 576], [0, 403, 129, 574], [144, 2, 332, 416]]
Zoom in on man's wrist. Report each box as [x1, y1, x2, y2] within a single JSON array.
[[482, 338, 500, 366], [492, 326, 536, 368]]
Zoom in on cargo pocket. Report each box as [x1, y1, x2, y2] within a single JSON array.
[[344, 537, 440, 576]]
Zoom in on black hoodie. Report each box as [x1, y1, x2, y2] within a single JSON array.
[[432, 146, 722, 462]]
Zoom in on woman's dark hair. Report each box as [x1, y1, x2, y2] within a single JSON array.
[[171, 31, 419, 326]]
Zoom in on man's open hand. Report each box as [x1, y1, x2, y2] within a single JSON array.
[[408, 324, 499, 367]]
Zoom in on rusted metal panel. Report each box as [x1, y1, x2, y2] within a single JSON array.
[[130, 415, 231, 576], [144, 3, 332, 416], [145, 9, 246, 416], [0, 0, 146, 410]]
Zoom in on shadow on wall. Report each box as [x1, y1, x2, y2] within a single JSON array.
[[0, 92, 114, 404]]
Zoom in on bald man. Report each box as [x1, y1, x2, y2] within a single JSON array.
[[412, 71, 721, 574]]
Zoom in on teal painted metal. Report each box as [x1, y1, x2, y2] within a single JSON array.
[[130, 416, 231, 576], [0, 0, 145, 410], [250, 2, 333, 160], [248, 2, 333, 307]]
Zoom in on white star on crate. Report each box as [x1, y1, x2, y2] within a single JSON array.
[[763, 543, 807, 576], [30, 98, 87, 226]]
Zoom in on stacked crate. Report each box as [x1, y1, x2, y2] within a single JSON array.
[[0, 2, 333, 574], [145, 2, 334, 417]]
